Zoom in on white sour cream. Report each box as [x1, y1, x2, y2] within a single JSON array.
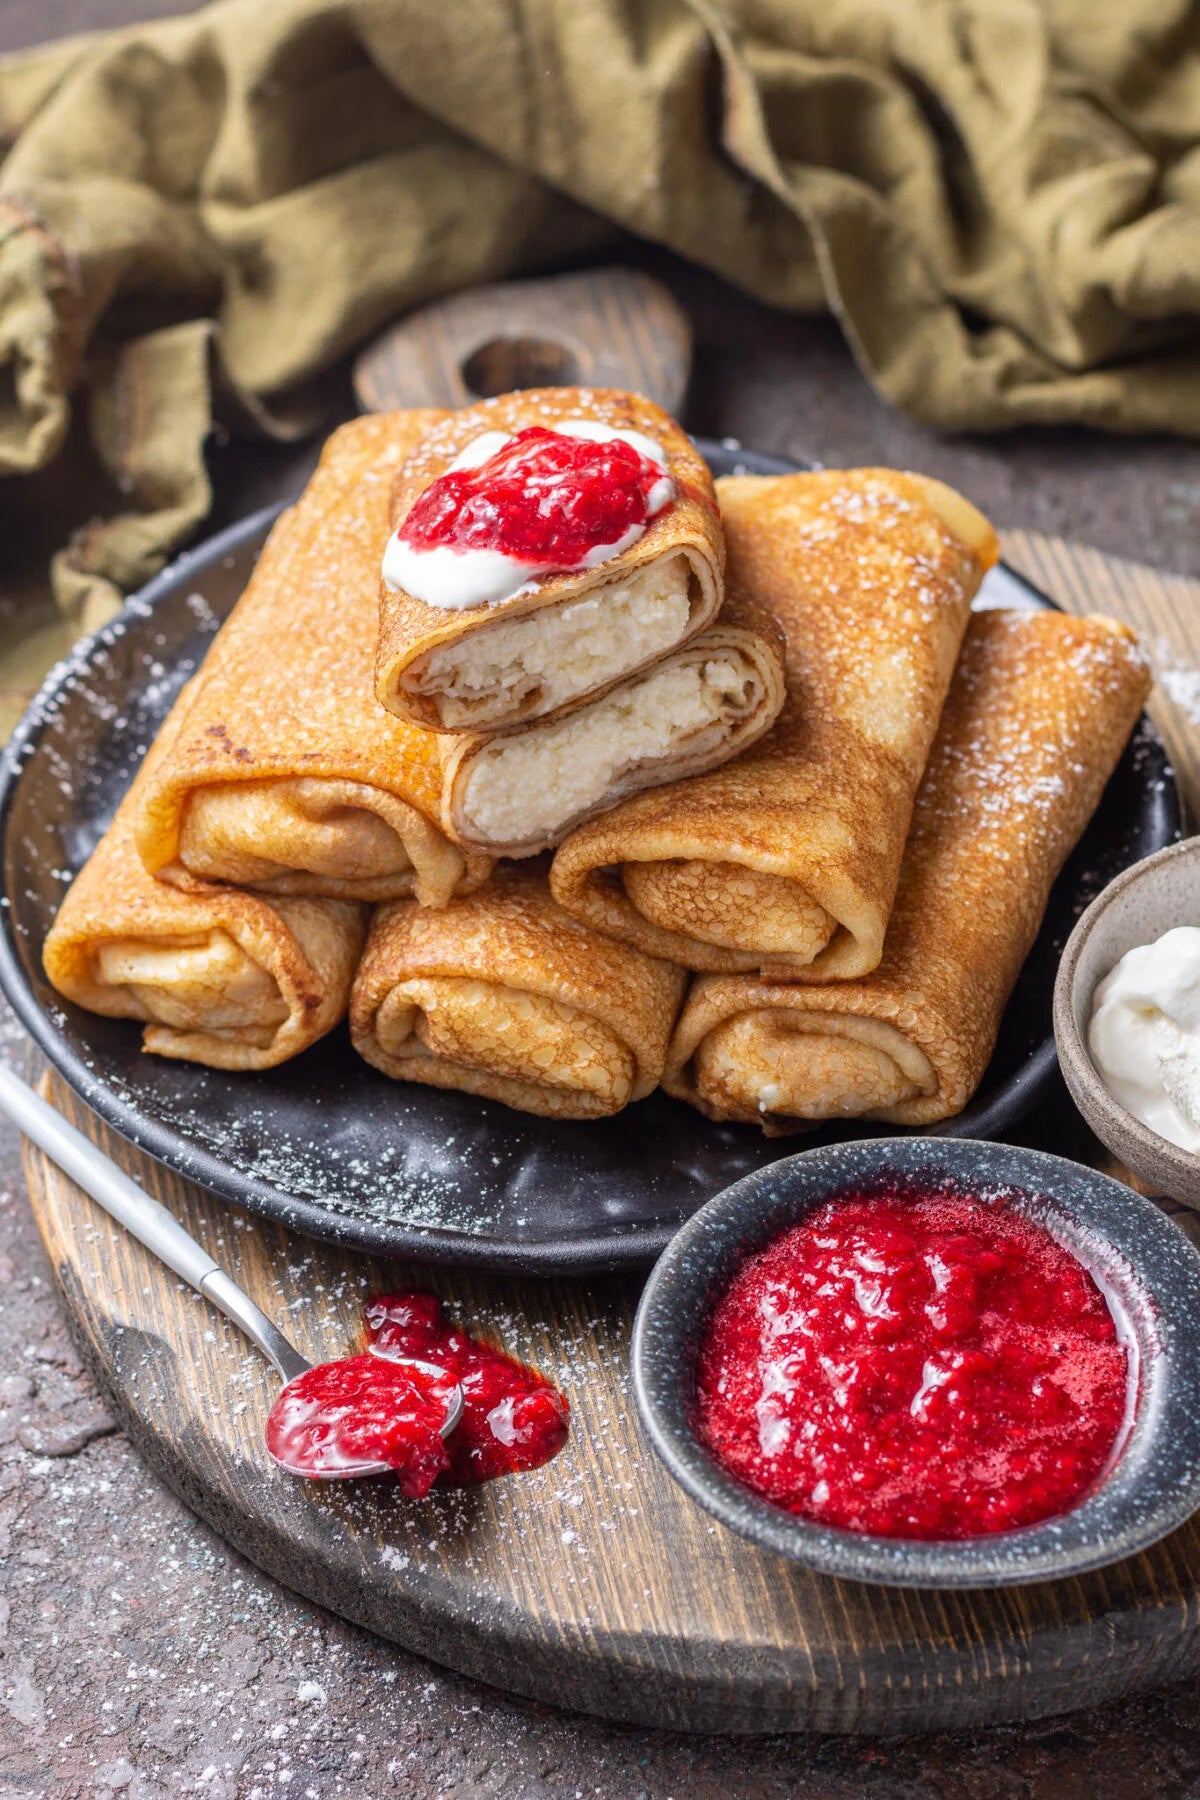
[[381, 421, 675, 610], [1088, 925, 1200, 1154]]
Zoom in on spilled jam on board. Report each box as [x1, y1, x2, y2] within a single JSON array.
[[695, 1185, 1131, 1540], [266, 1290, 569, 1495]]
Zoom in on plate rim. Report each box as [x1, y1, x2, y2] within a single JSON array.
[[0, 444, 1180, 1271]]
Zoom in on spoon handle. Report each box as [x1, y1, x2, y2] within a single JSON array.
[[0, 1065, 309, 1383]]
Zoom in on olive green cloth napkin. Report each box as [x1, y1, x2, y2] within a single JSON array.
[[3, 0, 1200, 734]]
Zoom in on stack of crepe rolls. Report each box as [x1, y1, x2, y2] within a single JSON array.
[[664, 609, 1151, 1131], [550, 471, 999, 975], [43, 697, 366, 1069], [134, 411, 493, 908], [351, 863, 686, 1119], [374, 390, 788, 858], [376, 388, 726, 732]]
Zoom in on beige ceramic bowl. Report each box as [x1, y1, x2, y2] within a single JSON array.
[[1054, 838, 1200, 1204]]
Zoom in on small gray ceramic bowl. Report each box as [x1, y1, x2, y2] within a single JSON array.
[[632, 1137, 1200, 1588], [1054, 837, 1200, 1205]]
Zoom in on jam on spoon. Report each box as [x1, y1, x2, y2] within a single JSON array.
[[266, 1290, 569, 1494], [265, 1354, 462, 1496], [696, 1183, 1131, 1541], [0, 1069, 565, 1503]]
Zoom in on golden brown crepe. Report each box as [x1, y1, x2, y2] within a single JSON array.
[[550, 469, 999, 976], [44, 698, 366, 1069], [664, 609, 1151, 1131], [134, 412, 493, 907], [436, 597, 786, 858], [351, 861, 687, 1119], [374, 388, 725, 733]]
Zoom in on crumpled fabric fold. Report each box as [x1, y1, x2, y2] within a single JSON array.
[[2, 0, 1199, 721]]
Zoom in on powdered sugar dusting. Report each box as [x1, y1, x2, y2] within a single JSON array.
[[1150, 635, 1200, 726]]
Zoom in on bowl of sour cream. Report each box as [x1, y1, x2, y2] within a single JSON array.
[[1054, 837, 1200, 1203]]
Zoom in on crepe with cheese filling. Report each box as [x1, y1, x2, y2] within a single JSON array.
[[551, 469, 998, 976], [439, 602, 786, 857], [664, 609, 1151, 1130], [375, 389, 724, 733], [351, 862, 686, 1119], [134, 411, 493, 906], [44, 700, 366, 1069]]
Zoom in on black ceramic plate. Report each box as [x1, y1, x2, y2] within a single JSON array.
[[0, 444, 1179, 1273]]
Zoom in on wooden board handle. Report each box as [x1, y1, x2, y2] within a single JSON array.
[[353, 267, 692, 417]]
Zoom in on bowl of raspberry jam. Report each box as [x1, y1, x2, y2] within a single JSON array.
[[632, 1139, 1200, 1587]]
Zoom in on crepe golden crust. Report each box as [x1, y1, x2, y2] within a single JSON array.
[[44, 698, 367, 1070], [436, 593, 787, 857], [664, 609, 1151, 1131], [351, 862, 687, 1119], [550, 470, 998, 976], [374, 388, 724, 732], [133, 412, 493, 906]]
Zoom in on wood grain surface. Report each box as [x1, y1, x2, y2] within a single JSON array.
[[1004, 530, 1200, 825], [352, 267, 692, 417], [24, 1071, 1200, 1738], [17, 532, 1200, 1736]]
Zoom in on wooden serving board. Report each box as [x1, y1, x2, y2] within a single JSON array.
[[23, 1070, 1200, 1738], [353, 267, 692, 419], [17, 535, 1200, 1736]]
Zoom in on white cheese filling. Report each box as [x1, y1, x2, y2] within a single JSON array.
[[410, 554, 693, 728], [382, 421, 675, 610], [459, 654, 755, 847]]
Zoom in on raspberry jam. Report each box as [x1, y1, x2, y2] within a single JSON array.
[[265, 1291, 569, 1494], [367, 1291, 570, 1486], [399, 425, 671, 569], [695, 1187, 1131, 1540], [265, 1355, 455, 1496]]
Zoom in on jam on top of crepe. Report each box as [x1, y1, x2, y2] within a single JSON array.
[[696, 1185, 1129, 1540], [266, 1290, 569, 1495], [382, 422, 675, 609]]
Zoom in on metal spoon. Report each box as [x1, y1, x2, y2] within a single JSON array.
[[0, 1064, 464, 1474]]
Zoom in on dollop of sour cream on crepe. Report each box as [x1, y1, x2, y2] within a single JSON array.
[[381, 421, 676, 610]]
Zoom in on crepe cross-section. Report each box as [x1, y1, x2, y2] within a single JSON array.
[[43, 698, 367, 1069], [664, 609, 1151, 1132], [133, 411, 493, 907], [350, 862, 687, 1120], [436, 594, 787, 858], [374, 388, 725, 734], [550, 469, 998, 976]]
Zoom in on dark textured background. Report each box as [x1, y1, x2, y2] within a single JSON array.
[[4, 5, 1200, 1795]]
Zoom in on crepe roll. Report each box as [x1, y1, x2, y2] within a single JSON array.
[[134, 412, 493, 907], [438, 601, 786, 857], [551, 470, 998, 976], [375, 388, 724, 733], [44, 701, 366, 1069], [664, 609, 1151, 1131], [351, 863, 686, 1119]]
